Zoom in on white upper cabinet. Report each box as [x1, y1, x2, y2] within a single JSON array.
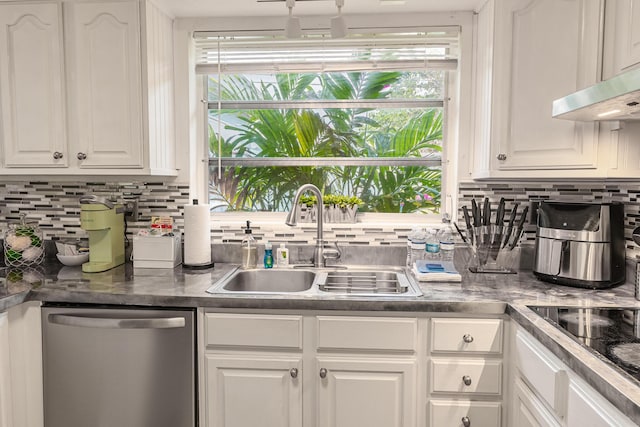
[[471, 0, 604, 178], [602, 0, 640, 79], [0, 0, 177, 176], [0, 3, 67, 168], [65, 1, 143, 168]]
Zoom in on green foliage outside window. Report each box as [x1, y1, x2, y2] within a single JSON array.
[[208, 71, 443, 213]]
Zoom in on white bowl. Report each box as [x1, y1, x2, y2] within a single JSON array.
[[56, 253, 89, 267]]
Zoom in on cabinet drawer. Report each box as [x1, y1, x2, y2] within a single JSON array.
[[430, 358, 502, 395], [431, 318, 503, 353], [429, 400, 501, 427], [204, 313, 302, 350], [316, 316, 417, 352], [515, 330, 568, 417]]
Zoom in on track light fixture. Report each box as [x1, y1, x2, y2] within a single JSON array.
[[330, 0, 347, 38], [285, 0, 302, 38]]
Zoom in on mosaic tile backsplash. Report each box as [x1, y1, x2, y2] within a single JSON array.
[[1, 180, 640, 258]]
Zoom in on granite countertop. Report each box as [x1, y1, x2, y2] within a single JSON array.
[[2, 260, 640, 423]]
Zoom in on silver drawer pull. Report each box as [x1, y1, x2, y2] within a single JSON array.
[[77, 152, 87, 160], [462, 416, 471, 427], [290, 368, 298, 379], [463, 334, 474, 343], [53, 151, 63, 160], [319, 368, 327, 379], [462, 375, 472, 386]]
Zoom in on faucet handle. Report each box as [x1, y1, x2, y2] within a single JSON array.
[[323, 241, 341, 260]]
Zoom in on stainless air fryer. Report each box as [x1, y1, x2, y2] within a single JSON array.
[[533, 201, 625, 289]]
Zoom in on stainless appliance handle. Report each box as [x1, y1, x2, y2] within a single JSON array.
[[548, 240, 565, 276], [48, 314, 186, 329]]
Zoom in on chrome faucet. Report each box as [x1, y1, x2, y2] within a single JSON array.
[[285, 184, 324, 267]]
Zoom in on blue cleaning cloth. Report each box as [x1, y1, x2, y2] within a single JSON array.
[[416, 260, 459, 274]]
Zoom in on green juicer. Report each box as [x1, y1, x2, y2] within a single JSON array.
[[80, 196, 125, 272]]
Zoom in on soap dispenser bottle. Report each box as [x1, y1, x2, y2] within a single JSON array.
[[241, 220, 257, 269], [276, 243, 289, 267], [263, 241, 273, 269]]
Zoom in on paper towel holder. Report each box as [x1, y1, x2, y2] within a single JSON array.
[[183, 198, 215, 269]]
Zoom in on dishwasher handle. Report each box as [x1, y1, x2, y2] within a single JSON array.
[[48, 314, 186, 329]]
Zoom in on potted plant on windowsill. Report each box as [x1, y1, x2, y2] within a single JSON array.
[[297, 194, 363, 224]]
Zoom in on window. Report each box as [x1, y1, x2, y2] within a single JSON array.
[[195, 30, 459, 214]]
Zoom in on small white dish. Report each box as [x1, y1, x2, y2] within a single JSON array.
[[56, 253, 89, 267]]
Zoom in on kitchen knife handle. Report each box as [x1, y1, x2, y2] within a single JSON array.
[[502, 203, 519, 249], [495, 198, 505, 225], [508, 205, 529, 250], [507, 203, 519, 227], [516, 205, 529, 228], [483, 198, 491, 226], [462, 206, 472, 229], [471, 199, 480, 227]]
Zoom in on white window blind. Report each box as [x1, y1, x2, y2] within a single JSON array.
[[194, 29, 459, 74]]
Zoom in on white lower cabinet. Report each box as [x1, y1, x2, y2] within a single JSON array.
[[201, 311, 419, 427], [511, 326, 636, 427], [0, 311, 12, 427], [316, 357, 416, 427], [205, 355, 302, 427], [0, 302, 43, 427], [428, 317, 505, 427], [513, 377, 562, 427]]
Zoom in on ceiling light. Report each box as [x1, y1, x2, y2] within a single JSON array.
[[285, 0, 302, 38], [330, 0, 347, 38], [597, 109, 622, 118]]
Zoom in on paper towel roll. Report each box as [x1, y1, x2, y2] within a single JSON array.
[[183, 200, 212, 266]]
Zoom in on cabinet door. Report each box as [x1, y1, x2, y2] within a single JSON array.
[[512, 377, 562, 427], [65, 1, 143, 168], [489, 0, 602, 172], [205, 355, 302, 427], [566, 376, 636, 427], [7, 302, 43, 427], [0, 312, 12, 427], [0, 3, 67, 168], [316, 357, 417, 427], [603, 0, 640, 79]]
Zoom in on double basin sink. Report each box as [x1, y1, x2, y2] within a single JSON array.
[[207, 266, 422, 297]]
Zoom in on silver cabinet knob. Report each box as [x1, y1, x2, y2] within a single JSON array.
[[462, 375, 472, 386], [53, 151, 63, 160], [497, 153, 507, 161], [290, 368, 298, 379], [462, 416, 471, 427], [77, 152, 87, 160], [463, 334, 474, 343], [319, 368, 327, 379]]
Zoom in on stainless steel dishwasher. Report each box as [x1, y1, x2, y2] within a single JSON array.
[[42, 305, 195, 427]]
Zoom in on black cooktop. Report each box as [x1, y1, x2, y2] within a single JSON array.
[[529, 306, 640, 385]]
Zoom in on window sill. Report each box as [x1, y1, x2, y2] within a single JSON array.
[[209, 211, 444, 228]]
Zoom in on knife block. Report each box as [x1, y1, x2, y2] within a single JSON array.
[[468, 225, 520, 274]]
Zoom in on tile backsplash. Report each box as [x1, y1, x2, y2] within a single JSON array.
[[1, 180, 640, 257], [0, 181, 190, 240]]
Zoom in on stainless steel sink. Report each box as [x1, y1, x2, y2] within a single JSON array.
[[207, 268, 316, 294], [315, 268, 421, 296], [207, 265, 421, 297]]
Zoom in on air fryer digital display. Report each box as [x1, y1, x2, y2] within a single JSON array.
[[538, 202, 602, 231]]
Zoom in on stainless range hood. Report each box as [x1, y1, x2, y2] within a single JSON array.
[[552, 67, 640, 121]]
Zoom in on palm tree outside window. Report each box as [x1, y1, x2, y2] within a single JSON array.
[[195, 30, 459, 213]]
